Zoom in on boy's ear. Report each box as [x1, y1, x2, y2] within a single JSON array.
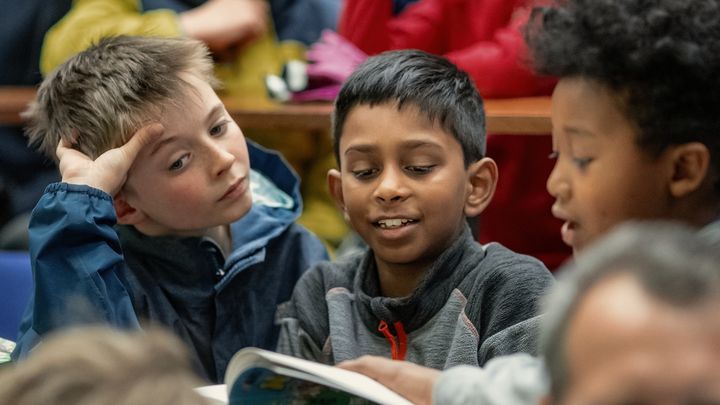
[[667, 142, 711, 198], [464, 157, 498, 217], [113, 191, 146, 225], [327, 169, 350, 223]]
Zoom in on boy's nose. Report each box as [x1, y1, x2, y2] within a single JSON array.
[[374, 169, 410, 203], [210, 143, 235, 176], [546, 160, 570, 201]]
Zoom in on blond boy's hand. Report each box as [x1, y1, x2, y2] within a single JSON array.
[[338, 356, 440, 405], [56, 124, 163, 196]]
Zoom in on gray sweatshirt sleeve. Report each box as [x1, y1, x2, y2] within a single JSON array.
[[432, 353, 549, 405], [469, 248, 554, 363], [275, 263, 332, 363], [479, 315, 543, 363]]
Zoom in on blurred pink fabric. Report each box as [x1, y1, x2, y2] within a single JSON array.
[[290, 30, 367, 101]]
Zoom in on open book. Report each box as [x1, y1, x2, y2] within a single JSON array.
[[195, 348, 413, 405]]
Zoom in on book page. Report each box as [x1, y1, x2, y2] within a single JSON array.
[[226, 348, 413, 405], [194, 384, 228, 405]]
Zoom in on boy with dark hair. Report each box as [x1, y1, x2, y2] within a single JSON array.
[[276, 49, 554, 367], [339, 0, 720, 403], [534, 0, 720, 254], [337, 0, 568, 271], [13, 35, 328, 383]]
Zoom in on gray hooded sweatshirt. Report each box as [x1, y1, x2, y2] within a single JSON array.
[[276, 226, 554, 369]]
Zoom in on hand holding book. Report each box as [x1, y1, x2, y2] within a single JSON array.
[[338, 356, 440, 405]]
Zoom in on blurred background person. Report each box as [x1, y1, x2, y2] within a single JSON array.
[[541, 222, 720, 404], [0, 0, 71, 249], [0, 326, 208, 405]]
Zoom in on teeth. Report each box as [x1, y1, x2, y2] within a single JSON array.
[[378, 219, 412, 228]]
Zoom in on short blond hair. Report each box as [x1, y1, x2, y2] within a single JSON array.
[[24, 35, 219, 160], [0, 326, 207, 405]]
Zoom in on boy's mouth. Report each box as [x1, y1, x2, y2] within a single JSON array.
[[218, 176, 248, 201], [375, 218, 418, 229], [561, 221, 578, 247], [552, 203, 578, 248]]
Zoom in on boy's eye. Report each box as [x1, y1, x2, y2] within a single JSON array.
[[572, 157, 594, 170], [168, 154, 190, 171], [352, 168, 378, 179], [209, 120, 229, 137], [404, 165, 435, 175]]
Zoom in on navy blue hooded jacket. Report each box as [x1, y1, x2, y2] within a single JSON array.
[[13, 141, 328, 382]]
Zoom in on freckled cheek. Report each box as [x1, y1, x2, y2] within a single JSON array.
[[157, 180, 210, 211]]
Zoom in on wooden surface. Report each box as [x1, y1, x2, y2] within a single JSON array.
[[0, 87, 34, 126], [0, 86, 552, 134]]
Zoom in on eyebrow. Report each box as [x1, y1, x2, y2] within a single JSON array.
[[400, 140, 443, 151], [149, 135, 178, 157], [344, 144, 376, 156], [205, 104, 225, 125], [149, 103, 226, 156], [564, 126, 596, 137], [343, 140, 442, 156]]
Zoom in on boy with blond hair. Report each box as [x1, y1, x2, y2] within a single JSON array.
[[14, 35, 327, 382]]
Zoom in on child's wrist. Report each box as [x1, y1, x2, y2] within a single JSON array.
[[61, 176, 113, 195]]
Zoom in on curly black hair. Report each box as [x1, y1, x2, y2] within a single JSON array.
[[526, 0, 720, 192]]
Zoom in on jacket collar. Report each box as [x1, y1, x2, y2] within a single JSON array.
[[353, 224, 486, 331], [228, 140, 302, 260]]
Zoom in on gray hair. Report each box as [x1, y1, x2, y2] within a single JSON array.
[[24, 35, 218, 160], [0, 326, 207, 405], [541, 221, 720, 400]]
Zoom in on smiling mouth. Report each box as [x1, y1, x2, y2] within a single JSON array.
[[375, 218, 418, 229]]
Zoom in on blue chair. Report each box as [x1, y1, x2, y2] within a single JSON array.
[[0, 251, 32, 340]]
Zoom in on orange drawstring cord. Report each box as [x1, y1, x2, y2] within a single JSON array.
[[395, 321, 407, 360], [378, 320, 408, 360]]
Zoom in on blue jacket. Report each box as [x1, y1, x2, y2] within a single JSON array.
[[13, 141, 328, 382]]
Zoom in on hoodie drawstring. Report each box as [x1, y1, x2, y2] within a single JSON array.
[[378, 320, 407, 360]]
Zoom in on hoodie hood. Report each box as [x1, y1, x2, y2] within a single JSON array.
[[228, 140, 303, 259]]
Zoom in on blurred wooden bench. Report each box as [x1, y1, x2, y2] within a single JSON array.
[[0, 86, 551, 134]]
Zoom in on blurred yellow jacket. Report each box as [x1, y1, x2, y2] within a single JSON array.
[[40, 0, 304, 100]]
